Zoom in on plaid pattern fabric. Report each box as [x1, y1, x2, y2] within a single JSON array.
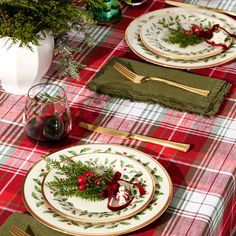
[[172, 0, 236, 11], [0, 1, 236, 235]]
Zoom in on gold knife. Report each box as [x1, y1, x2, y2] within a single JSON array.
[[165, 0, 236, 17], [79, 122, 190, 152]]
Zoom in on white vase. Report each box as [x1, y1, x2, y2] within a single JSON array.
[[0, 34, 54, 95]]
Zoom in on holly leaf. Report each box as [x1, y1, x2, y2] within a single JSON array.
[[80, 148, 91, 153], [122, 174, 129, 180], [32, 192, 39, 200], [36, 201, 44, 207]]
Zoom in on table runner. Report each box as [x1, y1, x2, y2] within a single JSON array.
[[0, 1, 235, 236]]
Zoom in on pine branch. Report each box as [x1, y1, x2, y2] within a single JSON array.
[[0, 9, 7, 24], [0, 0, 95, 78], [46, 158, 115, 201]]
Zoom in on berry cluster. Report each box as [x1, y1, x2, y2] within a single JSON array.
[[77, 170, 102, 191]]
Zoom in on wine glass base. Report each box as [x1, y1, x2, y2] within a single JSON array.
[[124, 0, 147, 6]]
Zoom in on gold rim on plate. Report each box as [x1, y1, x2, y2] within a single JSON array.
[[22, 144, 173, 236], [125, 7, 236, 69], [41, 152, 156, 223], [140, 19, 232, 60]]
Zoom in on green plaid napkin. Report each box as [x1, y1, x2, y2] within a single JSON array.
[[0, 213, 68, 236], [87, 57, 231, 116]]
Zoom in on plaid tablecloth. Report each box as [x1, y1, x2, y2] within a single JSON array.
[[0, 1, 235, 235], [170, 0, 236, 12]]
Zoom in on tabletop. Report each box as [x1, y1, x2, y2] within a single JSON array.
[[169, 0, 236, 12], [0, 0, 236, 236]]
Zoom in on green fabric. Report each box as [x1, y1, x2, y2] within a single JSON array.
[[87, 57, 231, 116], [0, 213, 69, 236]]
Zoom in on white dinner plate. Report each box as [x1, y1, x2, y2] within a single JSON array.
[[125, 7, 236, 69], [23, 144, 173, 235], [42, 152, 155, 223], [140, 12, 232, 60]]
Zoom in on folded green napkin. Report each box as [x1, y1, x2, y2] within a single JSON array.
[[87, 57, 231, 116], [0, 213, 69, 236]]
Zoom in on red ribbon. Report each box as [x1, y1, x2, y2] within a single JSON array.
[[101, 171, 146, 212], [191, 24, 236, 51]]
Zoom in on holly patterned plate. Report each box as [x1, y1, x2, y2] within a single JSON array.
[[140, 12, 232, 60], [23, 144, 173, 235], [125, 7, 236, 69], [42, 152, 155, 223]]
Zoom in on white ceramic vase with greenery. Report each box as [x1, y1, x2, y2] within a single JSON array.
[[0, 0, 94, 95], [0, 34, 54, 95]]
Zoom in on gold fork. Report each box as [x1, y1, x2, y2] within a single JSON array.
[[9, 225, 30, 236], [113, 62, 210, 97]]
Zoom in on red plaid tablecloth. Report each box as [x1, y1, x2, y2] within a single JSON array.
[[0, 1, 235, 235], [167, 0, 236, 12]]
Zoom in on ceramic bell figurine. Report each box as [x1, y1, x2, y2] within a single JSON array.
[[116, 186, 130, 205]]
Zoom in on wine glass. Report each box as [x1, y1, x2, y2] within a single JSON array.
[[23, 83, 72, 144], [124, 0, 147, 6]]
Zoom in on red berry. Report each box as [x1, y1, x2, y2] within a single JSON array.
[[184, 29, 192, 36], [84, 170, 94, 177], [78, 184, 86, 191], [77, 175, 87, 184], [95, 179, 101, 186]]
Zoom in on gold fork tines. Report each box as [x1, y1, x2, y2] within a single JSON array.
[[9, 225, 30, 236], [113, 62, 210, 97], [113, 62, 138, 83]]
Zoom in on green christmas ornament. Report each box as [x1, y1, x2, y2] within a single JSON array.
[[88, 0, 122, 24]]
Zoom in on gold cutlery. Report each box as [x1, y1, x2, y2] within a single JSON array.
[[165, 0, 236, 17], [9, 225, 30, 236], [79, 122, 190, 152], [113, 62, 210, 97]]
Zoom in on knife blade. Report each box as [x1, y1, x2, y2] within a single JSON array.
[[165, 0, 236, 17], [79, 122, 190, 152]]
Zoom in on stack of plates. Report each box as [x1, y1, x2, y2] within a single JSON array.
[[23, 144, 173, 235], [125, 7, 236, 69]]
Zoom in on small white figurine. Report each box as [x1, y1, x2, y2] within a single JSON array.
[[116, 186, 129, 205]]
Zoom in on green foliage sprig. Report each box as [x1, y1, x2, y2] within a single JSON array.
[[164, 24, 203, 48], [0, 0, 95, 79], [46, 157, 115, 201]]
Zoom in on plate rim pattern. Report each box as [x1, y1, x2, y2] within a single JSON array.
[[22, 144, 173, 236], [41, 152, 156, 223]]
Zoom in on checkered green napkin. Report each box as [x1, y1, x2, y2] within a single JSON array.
[[87, 57, 231, 116], [0, 213, 67, 236]]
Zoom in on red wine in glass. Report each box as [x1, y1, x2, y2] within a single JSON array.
[[24, 114, 71, 144], [23, 83, 72, 145]]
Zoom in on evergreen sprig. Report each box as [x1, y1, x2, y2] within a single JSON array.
[[0, 0, 95, 79], [164, 24, 203, 48], [46, 157, 115, 201]]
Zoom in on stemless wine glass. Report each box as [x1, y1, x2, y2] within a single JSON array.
[[124, 0, 147, 6], [23, 83, 72, 144]]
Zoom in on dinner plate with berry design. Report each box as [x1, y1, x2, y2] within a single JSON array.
[[23, 144, 173, 235], [125, 7, 236, 69], [41, 152, 155, 223], [140, 12, 232, 60]]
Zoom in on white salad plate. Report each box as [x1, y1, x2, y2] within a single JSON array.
[[23, 144, 173, 236], [42, 152, 155, 223], [125, 7, 236, 69], [140, 12, 232, 60]]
